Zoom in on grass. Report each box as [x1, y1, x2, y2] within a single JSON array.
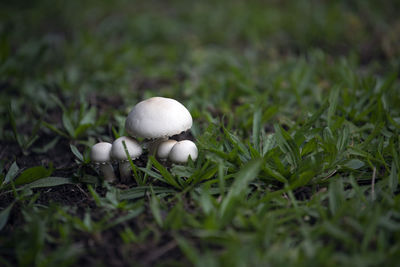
[[1, 0, 400, 266]]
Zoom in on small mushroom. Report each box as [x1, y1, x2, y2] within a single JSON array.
[[90, 142, 116, 181], [168, 140, 198, 163], [125, 97, 193, 153], [111, 136, 142, 183], [156, 139, 177, 160]]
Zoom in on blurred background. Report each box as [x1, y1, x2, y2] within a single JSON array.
[[1, 0, 399, 160]]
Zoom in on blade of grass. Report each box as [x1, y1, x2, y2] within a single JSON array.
[[62, 112, 75, 138], [220, 158, 262, 221], [3, 162, 19, 185], [119, 186, 176, 200], [8, 103, 22, 147], [149, 186, 163, 227], [252, 108, 262, 152], [274, 124, 301, 169], [327, 86, 340, 129], [70, 144, 84, 162], [0, 202, 14, 231], [87, 184, 101, 206], [122, 140, 142, 185], [14, 165, 54, 186], [149, 156, 182, 189], [42, 121, 70, 138]]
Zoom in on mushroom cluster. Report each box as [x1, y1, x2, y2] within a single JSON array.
[[90, 97, 198, 182]]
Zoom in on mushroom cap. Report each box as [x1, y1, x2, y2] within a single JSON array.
[[156, 139, 177, 159], [111, 136, 142, 161], [91, 142, 113, 163], [125, 97, 193, 139], [168, 140, 198, 163]]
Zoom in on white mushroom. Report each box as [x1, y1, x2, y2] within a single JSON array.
[[168, 140, 198, 163], [111, 136, 142, 183], [156, 139, 177, 160], [125, 97, 193, 152], [90, 142, 116, 181]]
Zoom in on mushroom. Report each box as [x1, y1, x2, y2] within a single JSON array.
[[90, 142, 116, 181], [156, 139, 177, 160], [168, 140, 198, 163], [111, 136, 142, 183], [125, 97, 193, 152]]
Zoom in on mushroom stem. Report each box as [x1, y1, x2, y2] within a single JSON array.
[[147, 138, 168, 155], [119, 161, 132, 183], [100, 163, 116, 181]]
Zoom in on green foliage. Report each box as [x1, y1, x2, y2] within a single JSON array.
[[1, 0, 400, 266]]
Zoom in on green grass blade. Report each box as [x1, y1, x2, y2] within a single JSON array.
[[23, 177, 74, 189], [149, 187, 163, 227], [14, 166, 54, 186], [388, 161, 398, 195], [122, 140, 141, 185], [252, 108, 262, 152], [8, 103, 23, 147], [0, 202, 14, 231], [220, 158, 262, 221], [62, 112, 75, 138], [149, 156, 182, 189], [42, 121, 70, 139], [119, 186, 176, 200], [327, 86, 340, 129], [3, 162, 19, 185], [274, 124, 301, 169], [70, 144, 84, 162]]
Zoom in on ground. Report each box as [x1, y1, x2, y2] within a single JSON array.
[[0, 0, 400, 266]]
